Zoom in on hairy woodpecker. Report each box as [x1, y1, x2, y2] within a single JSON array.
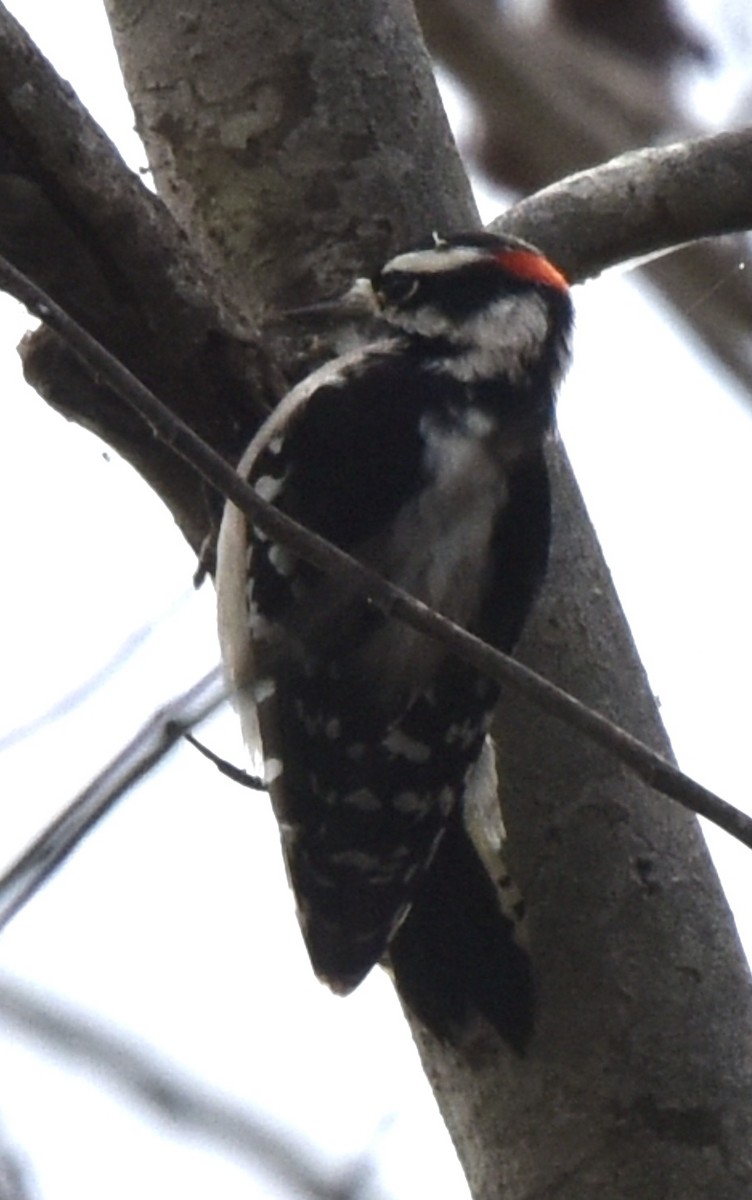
[[216, 231, 573, 1046]]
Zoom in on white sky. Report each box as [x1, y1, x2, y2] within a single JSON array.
[[0, 3, 750, 1199]]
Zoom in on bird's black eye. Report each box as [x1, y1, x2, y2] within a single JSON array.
[[374, 271, 420, 308]]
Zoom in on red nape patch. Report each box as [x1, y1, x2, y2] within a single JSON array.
[[495, 248, 569, 292]]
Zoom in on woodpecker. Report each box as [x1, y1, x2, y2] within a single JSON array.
[[216, 231, 573, 1046]]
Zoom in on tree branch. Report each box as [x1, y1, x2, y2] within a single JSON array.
[[0, 670, 224, 933], [417, 0, 683, 194], [0, 1, 277, 549], [181, 731, 266, 790], [417, 0, 752, 405], [0, 607, 172, 753], [0, 974, 378, 1200], [552, 0, 708, 66], [0, 1121, 36, 1200], [497, 129, 752, 282]]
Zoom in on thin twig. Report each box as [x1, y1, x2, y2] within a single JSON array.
[[0, 592, 191, 753], [0, 670, 225, 934], [0, 1116, 36, 1200], [0, 973, 379, 1200], [180, 729, 266, 790], [2, 254, 751, 850]]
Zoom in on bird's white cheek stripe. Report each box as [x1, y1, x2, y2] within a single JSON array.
[[383, 246, 490, 274]]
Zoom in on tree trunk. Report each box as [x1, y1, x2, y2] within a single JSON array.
[[44, 0, 752, 1193]]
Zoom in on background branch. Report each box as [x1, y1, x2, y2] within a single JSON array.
[[0, 1123, 35, 1200], [416, 0, 752, 404], [0, 974, 378, 1200], [0, 670, 223, 933]]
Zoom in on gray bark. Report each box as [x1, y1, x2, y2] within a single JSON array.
[[102, 0, 477, 318]]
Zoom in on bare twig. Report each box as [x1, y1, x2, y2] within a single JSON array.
[[0, 599, 189, 753], [0, 973, 379, 1200], [0, 670, 224, 934], [180, 730, 266, 790], [0, 1120, 36, 1200], [0, 250, 750, 855]]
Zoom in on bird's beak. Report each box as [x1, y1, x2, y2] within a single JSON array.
[[285, 277, 379, 320]]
